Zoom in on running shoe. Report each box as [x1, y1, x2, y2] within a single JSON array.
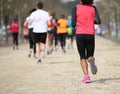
[[89, 58, 97, 74], [28, 54, 31, 57], [49, 50, 52, 54], [42, 52, 46, 59], [82, 75, 91, 83], [37, 59, 41, 64], [47, 50, 50, 55], [13, 46, 15, 50], [33, 55, 37, 59], [16, 46, 19, 50], [62, 48, 66, 53]]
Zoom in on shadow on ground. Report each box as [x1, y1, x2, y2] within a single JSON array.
[[92, 77, 120, 83]]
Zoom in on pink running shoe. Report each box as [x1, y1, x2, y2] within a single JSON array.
[[82, 75, 91, 83]]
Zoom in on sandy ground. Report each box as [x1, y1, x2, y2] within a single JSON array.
[[0, 36, 120, 94]]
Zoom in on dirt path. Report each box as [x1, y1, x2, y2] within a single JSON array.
[[0, 36, 120, 94]]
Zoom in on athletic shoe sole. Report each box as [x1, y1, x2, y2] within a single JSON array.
[[89, 58, 97, 74], [82, 80, 91, 83]]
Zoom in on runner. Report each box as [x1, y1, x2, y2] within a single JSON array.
[[46, 11, 55, 55], [57, 14, 68, 53], [24, 8, 36, 58], [67, 15, 74, 49], [53, 15, 58, 51], [72, 0, 101, 83], [29, 1, 50, 63], [9, 17, 19, 50]]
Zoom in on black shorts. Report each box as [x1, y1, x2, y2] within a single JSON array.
[[33, 32, 47, 44], [76, 34, 95, 59]]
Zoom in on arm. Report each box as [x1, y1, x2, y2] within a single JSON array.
[[93, 6, 101, 24], [28, 13, 34, 25], [28, 20, 33, 25], [23, 20, 28, 27], [72, 7, 77, 28]]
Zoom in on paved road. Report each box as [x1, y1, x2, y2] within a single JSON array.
[[0, 36, 120, 94]]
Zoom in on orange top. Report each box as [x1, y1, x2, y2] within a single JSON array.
[[57, 18, 68, 34]]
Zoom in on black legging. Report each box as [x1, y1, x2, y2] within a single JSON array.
[[28, 28, 36, 54], [53, 29, 58, 47], [12, 32, 18, 46], [59, 33, 67, 49], [76, 34, 95, 59]]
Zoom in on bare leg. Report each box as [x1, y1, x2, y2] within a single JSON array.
[[41, 43, 46, 59], [46, 33, 51, 55], [36, 43, 41, 60], [49, 34, 53, 53], [80, 59, 91, 83], [46, 33, 49, 49], [80, 59, 89, 75]]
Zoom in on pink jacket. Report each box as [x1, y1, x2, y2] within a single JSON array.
[[10, 22, 19, 33]]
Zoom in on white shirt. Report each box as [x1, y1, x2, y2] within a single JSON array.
[[30, 9, 50, 33], [26, 16, 34, 29]]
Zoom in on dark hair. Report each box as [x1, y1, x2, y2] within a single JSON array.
[[51, 12, 56, 19], [37, 1, 43, 9], [30, 8, 36, 14], [61, 14, 65, 18], [81, 0, 93, 5], [14, 15, 18, 22]]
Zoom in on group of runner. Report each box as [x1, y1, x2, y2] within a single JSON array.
[[10, 0, 101, 83], [23, 1, 75, 63]]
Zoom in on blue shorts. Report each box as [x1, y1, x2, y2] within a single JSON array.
[[47, 29, 54, 34]]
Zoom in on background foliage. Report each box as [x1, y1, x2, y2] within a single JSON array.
[[0, 0, 120, 30], [0, 0, 79, 27]]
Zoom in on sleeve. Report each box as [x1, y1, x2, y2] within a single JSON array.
[[26, 16, 30, 21], [28, 13, 35, 25], [72, 6, 77, 28], [30, 13, 34, 21], [93, 6, 101, 24], [47, 12, 50, 21]]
